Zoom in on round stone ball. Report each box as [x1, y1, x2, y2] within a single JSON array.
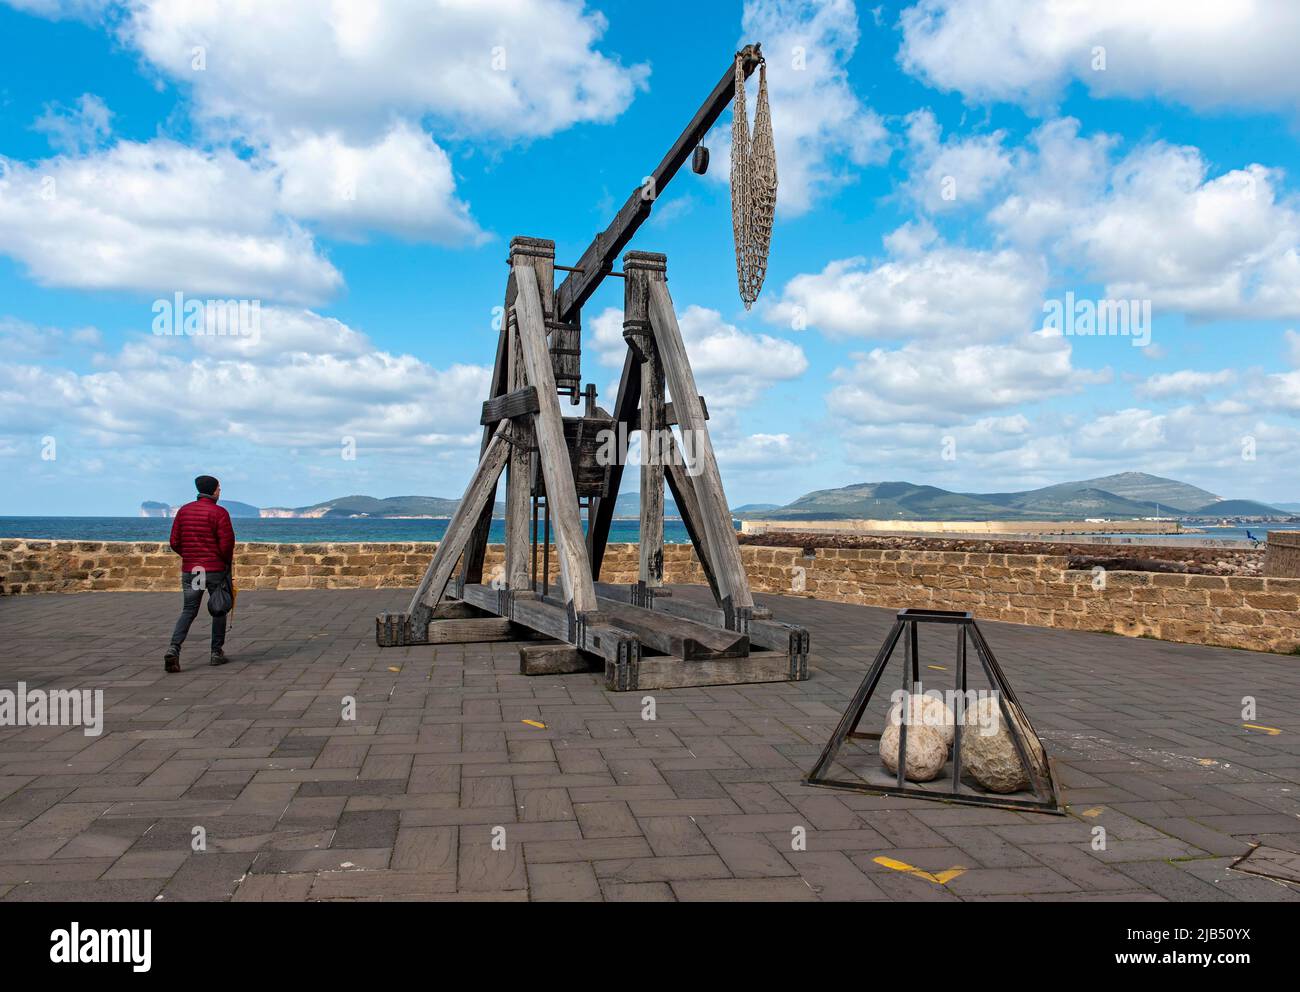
[[879, 693, 951, 782], [960, 696, 1047, 794]]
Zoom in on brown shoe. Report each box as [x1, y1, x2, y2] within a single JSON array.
[[164, 646, 181, 673]]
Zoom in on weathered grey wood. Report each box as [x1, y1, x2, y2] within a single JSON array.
[[519, 643, 594, 675], [648, 277, 753, 610], [460, 584, 638, 667], [596, 596, 747, 660], [425, 617, 527, 644], [406, 432, 509, 614], [513, 262, 598, 614], [481, 385, 538, 425], [627, 253, 665, 590], [432, 600, 490, 620], [504, 323, 533, 591], [591, 581, 802, 653], [663, 433, 722, 604], [632, 648, 798, 690]]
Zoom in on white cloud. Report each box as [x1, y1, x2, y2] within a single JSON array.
[[590, 304, 807, 412], [898, 0, 1300, 113], [1136, 369, 1236, 399], [709, 0, 888, 215], [992, 127, 1300, 321], [1286, 329, 1300, 367], [902, 109, 1011, 212], [0, 139, 343, 303], [270, 122, 483, 244], [117, 0, 648, 140], [32, 93, 113, 154], [767, 245, 1046, 340], [0, 311, 490, 452], [828, 331, 1108, 425]]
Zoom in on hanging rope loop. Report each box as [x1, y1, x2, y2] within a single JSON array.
[[731, 52, 777, 309]]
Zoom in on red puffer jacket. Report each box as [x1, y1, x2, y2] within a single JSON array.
[[169, 496, 235, 573]]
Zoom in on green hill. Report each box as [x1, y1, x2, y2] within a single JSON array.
[[1186, 499, 1288, 517], [737, 473, 1258, 523]]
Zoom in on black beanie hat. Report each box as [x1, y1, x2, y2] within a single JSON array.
[[195, 475, 220, 496]]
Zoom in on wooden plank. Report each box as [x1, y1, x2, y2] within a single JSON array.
[[481, 385, 538, 425], [591, 581, 800, 655], [648, 277, 753, 610], [628, 256, 665, 591], [663, 434, 722, 604], [595, 596, 747, 660], [513, 262, 598, 614], [632, 648, 798, 690], [406, 432, 509, 615], [425, 618, 528, 644], [460, 584, 637, 667], [519, 643, 595, 675], [553, 46, 763, 324]]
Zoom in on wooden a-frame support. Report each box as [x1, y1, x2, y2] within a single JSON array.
[[377, 239, 807, 690]]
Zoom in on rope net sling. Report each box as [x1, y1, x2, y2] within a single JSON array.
[[731, 53, 777, 309]]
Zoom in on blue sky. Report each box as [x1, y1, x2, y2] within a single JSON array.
[[1, 0, 1298, 515]]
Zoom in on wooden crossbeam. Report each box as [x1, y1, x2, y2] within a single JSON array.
[[481, 385, 539, 425], [648, 278, 754, 611], [512, 262, 598, 614]]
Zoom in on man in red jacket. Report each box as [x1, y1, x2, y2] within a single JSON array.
[[165, 475, 235, 672]]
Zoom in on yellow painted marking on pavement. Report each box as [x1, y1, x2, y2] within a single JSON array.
[[387, 666, 401, 673], [1196, 758, 1218, 766], [1081, 807, 1104, 818], [927, 665, 947, 671], [1243, 724, 1282, 736], [522, 719, 546, 729], [873, 856, 966, 885]]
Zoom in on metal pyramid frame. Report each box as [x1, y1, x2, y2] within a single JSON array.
[[806, 609, 1062, 814]]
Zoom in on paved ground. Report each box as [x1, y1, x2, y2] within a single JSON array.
[[0, 586, 1297, 902]]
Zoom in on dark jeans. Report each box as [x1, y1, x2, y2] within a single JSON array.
[[170, 570, 228, 651]]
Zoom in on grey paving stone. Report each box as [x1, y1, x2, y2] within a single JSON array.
[[1, 585, 1296, 902]]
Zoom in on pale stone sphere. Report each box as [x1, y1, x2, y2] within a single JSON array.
[[960, 696, 1048, 794], [879, 693, 952, 783]]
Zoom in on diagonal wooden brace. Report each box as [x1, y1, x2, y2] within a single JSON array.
[[406, 431, 510, 634]]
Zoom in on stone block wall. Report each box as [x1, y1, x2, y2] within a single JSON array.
[[2, 539, 1297, 654]]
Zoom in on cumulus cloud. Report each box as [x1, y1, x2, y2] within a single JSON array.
[[898, 0, 1300, 113], [116, 0, 648, 140], [827, 331, 1108, 425], [902, 109, 1011, 213], [706, 0, 888, 215], [767, 245, 1046, 341], [991, 125, 1300, 321], [0, 310, 490, 453], [32, 93, 113, 154], [1136, 369, 1236, 399], [0, 122, 490, 300], [270, 122, 483, 244], [590, 304, 808, 411]]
